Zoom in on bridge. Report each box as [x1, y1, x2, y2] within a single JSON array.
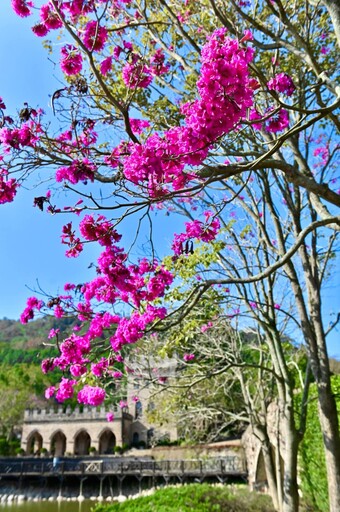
[[0, 456, 247, 500], [0, 456, 247, 481]]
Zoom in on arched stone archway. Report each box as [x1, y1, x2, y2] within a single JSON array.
[[132, 432, 140, 447], [74, 430, 91, 455], [99, 429, 116, 454], [26, 430, 43, 455], [50, 430, 66, 457]]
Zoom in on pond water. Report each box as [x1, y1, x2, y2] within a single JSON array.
[[0, 501, 100, 512]]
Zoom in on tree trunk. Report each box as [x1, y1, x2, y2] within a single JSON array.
[[299, 250, 340, 512], [322, 0, 340, 49], [254, 425, 280, 511], [281, 405, 299, 512]]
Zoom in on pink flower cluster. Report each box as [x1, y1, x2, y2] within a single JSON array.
[[0, 170, 18, 204], [44, 378, 77, 403], [183, 353, 195, 362], [172, 211, 220, 255], [61, 222, 83, 258], [60, 45, 83, 76], [106, 412, 114, 422], [0, 121, 40, 151], [150, 49, 169, 76], [79, 214, 122, 247], [83, 21, 108, 52], [20, 297, 44, 324], [11, 0, 33, 18], [130, 119, 150, 134], [123, 29, 255, 196], [56, 159, 96, 184], [78, 385, 106, 406], [267, 73, 295, 96], [122, 62, 153, 89], [26, 216, 174, 397], [265, 109, 289, 133]]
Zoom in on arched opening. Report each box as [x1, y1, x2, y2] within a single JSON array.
[[132, 432, 140, 447], [50, 430, 66, 457], [74, 430, 91, 455], [99, 429, 116, 454], [26, 431, 43, 455]]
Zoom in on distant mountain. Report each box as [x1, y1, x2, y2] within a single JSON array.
[[0, 316, 78, 349]]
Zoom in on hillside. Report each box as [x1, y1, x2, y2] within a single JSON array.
[[0, 316, 78, 348], [0, 316, 79, 453]]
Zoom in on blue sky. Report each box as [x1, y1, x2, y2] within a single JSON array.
[[0, 3, 339, 358], [0, 3, 175, 321]]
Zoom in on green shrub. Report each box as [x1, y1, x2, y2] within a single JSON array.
[[92, 484, 274, 512], [0, 438, 10, 456], [298, 375, 340, 512]]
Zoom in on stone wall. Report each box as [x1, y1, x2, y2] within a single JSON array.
[[21, 406, 133, 455]]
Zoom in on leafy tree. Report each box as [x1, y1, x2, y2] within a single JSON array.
[[0, 1, 339, 511], [0, 363, 50, 440]]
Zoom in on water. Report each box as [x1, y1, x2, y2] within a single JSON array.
[[0, 501, 99, 512]]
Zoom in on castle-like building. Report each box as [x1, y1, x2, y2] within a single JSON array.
[[21, 358, 177, 456]]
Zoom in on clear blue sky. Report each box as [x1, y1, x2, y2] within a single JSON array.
[[0, 3, 339, 358]]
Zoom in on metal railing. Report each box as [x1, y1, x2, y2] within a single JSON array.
[[0, 456, 246, 477]]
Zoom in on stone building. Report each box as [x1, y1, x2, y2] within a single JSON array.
[[21, 358, 178, 456], [21, 405, 132, 456]]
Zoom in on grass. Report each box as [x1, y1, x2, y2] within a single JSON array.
[[92, 484, 274, 512]]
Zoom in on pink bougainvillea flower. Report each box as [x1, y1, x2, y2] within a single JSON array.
[[265, 109, 289, 133], [249, 108, 263, 130], [56, 159, 96, 184], [40, 3, 63, 29], [70, 364, 87, 377], [172, 211, 220, 255], [60, 45, 83, 76], [0, 170, 18, 205], [122, 62, 153, 89], [56, 378, 77, 402], [48, 328, 60, 339], [100, 56, 113, 75], [201, 321, 213, 333], [83, 21, 108, 52], [183, 353, 195, 362], [20, 296, 44, 324], [150, 49, 169, 76], [77, 385, 106, 406], [11, 0, 34, 17], [41, 358, 55, 374], [130, 118, 151, 134], [32, 23, 49, 37], [267, 73, 295, 96], [106, 412, 115, 422], [45, 386, 56, 399]]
